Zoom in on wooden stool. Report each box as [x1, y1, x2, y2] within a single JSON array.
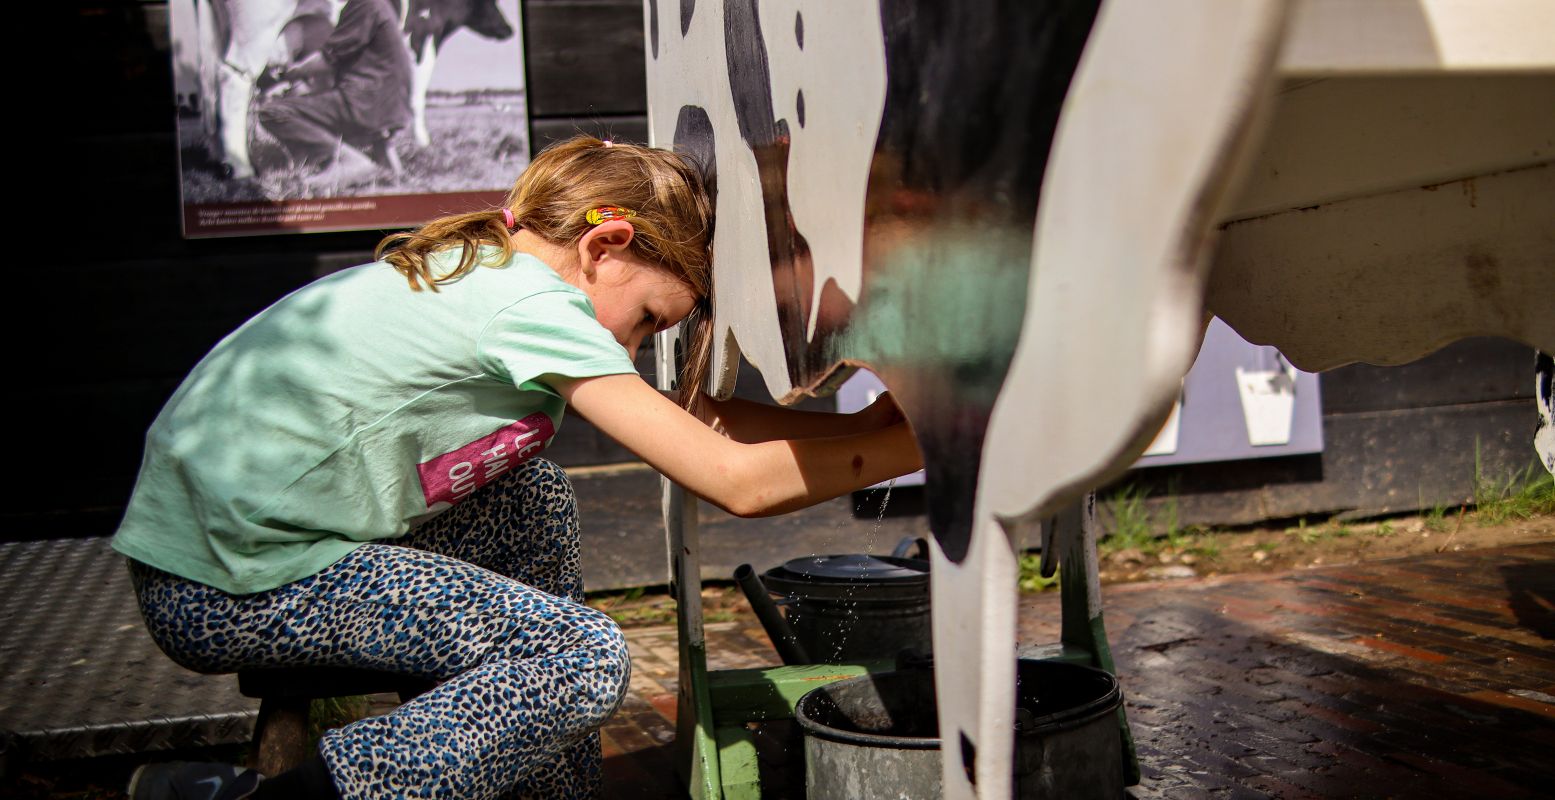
[[238, 667, 435, 776]]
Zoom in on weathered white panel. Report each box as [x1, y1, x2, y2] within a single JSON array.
[[1209, 163, 1555, 371], [1536, 355, 1554, 476], [928, 525, 1019, 800], [1227, 75, 1555, 220], [1282, 0, 1555, 74]]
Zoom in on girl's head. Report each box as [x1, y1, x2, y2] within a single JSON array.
[[378, 135, 715, 404]]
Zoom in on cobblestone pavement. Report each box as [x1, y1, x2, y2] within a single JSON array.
[[8, 542, 1548, 797], [1030, 541, 1555, 799], [604, 542, 1554, 798]]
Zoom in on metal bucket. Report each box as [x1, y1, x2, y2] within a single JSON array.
[[795, 659, 1125, 799], [758, 545, 931, 663]]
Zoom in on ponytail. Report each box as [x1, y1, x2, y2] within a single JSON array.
[[376, 210, 515, 291]]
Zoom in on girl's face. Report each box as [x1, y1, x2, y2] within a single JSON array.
[[565, 219, 700, 360], [588, 258, 698, 360]]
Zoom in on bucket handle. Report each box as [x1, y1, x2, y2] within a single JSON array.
[[891, 536, 929, 560]]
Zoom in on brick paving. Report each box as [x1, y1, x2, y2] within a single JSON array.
[[605, 543, 1555, 798], [1059, 542, 1555, 799], [601, 620, 784, 798]]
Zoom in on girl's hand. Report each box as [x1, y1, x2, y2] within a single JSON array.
[[857, 391, 907, 430], [680, 387, 911, 443]]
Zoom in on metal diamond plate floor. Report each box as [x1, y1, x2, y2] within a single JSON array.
[[0, 538, 256, 763]]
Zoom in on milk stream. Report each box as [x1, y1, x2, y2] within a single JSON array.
[[827, 478, 895, 660]]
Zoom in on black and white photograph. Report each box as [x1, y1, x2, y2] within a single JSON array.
[[171, 0, 528, 236]]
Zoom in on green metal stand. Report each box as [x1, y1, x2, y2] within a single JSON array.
[[664, 473, 889, 798], [1021, 495, 1141, 786], [667, 488, 1138, 797], [653, 318, 1137, 797]]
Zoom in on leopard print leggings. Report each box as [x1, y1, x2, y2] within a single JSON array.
[[129, 459, 628, 800]]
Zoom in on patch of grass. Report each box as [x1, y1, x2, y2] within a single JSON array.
[[600, 603, 677, 628], [1017, 552, 1061, 593], [1187, 538, 1222, 561], [1375, 520, 1396, 537], [1424, 502, 1452, 532], [1159, 494, 1189, 551], [588, 588, 677, 628], [1100, 484, 1194, 556], [589, 583, 763, 628], [178, 102, 527, 204], [1473, 457, 1555, 526], [1102, 484, 1158, 553], [1289, 518, 1322, 544]]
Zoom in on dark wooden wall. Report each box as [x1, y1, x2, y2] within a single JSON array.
[[16, 1, 1541, 546]]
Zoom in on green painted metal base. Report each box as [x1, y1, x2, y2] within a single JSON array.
[[714, 725, 761, 800], [1055, 499, 1143, 787], [708, 661, 894, 723], [678, 497, 1140, 797], [702, 662, 892, 798]]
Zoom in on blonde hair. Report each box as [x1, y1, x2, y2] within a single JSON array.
[[376, 135, 715, 407]]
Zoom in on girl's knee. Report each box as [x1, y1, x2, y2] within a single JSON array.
[[575, 606, 631, 709], [506, 602, 626, 668], [516, 458, 576, 512], [580, 605, 629, 667]]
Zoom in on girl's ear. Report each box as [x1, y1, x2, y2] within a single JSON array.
[[577, 220, 637, 276]]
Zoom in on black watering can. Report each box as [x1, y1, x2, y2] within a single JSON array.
[[736, 536, 931, 665]]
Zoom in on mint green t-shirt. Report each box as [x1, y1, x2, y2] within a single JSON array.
[[112, 250, 638, 594]]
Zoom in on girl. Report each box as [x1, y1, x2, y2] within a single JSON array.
[[116, 136, 923, 800]]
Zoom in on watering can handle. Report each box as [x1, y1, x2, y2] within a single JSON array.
[[891, 536, 929, 560], [733, 564, 811, 665]]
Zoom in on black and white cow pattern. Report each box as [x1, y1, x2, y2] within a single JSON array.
[[403, 0, 515, 147], [649, 0, 1100, 564]]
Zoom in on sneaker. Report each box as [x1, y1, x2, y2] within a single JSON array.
[[126, 761, 263, 800]]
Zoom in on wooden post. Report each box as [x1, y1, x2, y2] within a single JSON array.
[[655, 326, 722, 799]]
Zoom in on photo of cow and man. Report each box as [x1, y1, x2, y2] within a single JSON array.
[[171, 0, 527, 236]]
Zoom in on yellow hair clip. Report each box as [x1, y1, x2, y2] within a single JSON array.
[[585, 206, 636, 225]]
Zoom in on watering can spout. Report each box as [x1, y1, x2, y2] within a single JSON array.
[[734, 563, 812, 665]]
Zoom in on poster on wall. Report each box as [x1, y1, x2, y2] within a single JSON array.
[[169, 0, 528, 237]]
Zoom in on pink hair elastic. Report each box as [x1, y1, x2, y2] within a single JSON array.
[[501, 208, 516, 230]]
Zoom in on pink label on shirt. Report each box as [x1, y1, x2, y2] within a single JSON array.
[[417, 413, 555, 507]]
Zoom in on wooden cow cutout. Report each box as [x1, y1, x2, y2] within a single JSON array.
[[646, 1, 1554, 796]]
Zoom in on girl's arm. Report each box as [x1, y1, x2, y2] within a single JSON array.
[[560, 374, 923, 518], [690, 391, 905, 443]]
